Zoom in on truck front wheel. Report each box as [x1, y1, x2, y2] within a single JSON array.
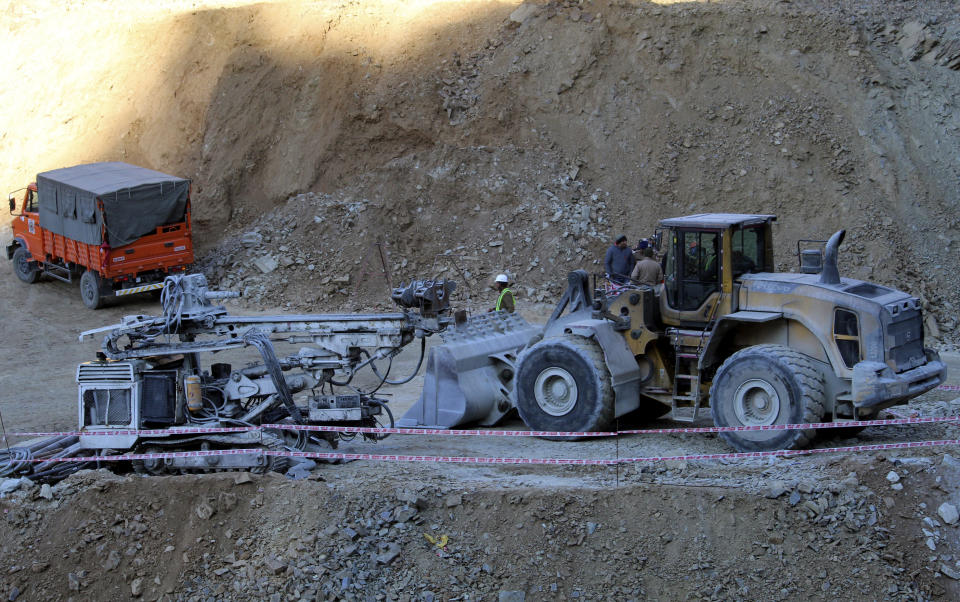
[[12, 247, 40, 284], [80, 270, 104, 310], [709, 344, 825, 452]]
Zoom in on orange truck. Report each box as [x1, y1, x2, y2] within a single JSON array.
[[6, 162, 193, 308]]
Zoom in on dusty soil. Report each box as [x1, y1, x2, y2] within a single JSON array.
[[2, 0, 960, 600], [2, 235, 960, 601], [3, 438, 960, 600], [4, 0, 959, 338]]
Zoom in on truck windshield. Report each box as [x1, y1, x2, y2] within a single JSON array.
[[26, 190, 38, 213]]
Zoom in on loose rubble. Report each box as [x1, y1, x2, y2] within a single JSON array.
[[1, 446, 959, 600]]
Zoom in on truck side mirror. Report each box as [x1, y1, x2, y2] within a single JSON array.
[[8, 196, 14, 214]]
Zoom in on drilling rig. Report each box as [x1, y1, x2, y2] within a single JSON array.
[[1, 273, 455, 481]]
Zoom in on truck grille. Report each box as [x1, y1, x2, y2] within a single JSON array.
[[886, 310, 925, 373]]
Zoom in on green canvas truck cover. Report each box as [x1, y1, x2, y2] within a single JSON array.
[[36, 162, 190, 248]]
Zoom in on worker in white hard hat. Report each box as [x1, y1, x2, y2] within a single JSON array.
[[490, 273, 516, 313]]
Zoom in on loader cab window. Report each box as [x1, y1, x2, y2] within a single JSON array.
[[25, 190, 38, 213], [730, 226, 766, 276], [664, 229, 720, 311]]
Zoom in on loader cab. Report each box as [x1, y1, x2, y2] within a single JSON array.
[[657, 213, 776, 326]]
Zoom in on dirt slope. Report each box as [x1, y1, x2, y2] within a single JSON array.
[[2, 0, 959, 336], [2, 449, 960, 600], [2, 2, 960, 600]]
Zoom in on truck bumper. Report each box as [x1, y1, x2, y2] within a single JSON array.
[[5, 242, 16, 260], [851, 349, 947, 409]]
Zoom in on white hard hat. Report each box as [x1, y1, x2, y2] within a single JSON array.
[[495, 273, 509, 283]]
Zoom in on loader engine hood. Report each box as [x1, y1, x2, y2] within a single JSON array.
[[739, 272, 916, 306], [738, 272, 928, 373]]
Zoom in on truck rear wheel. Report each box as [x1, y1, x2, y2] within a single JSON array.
[[12, 247, 40, 284], [80, 270, 104, 310], [515, 334, 614, 439], [709, 344, 825, 452]]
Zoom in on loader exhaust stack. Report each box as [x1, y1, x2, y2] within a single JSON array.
[[819, 229, 846, 285]]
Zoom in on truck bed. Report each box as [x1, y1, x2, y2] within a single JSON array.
[[100, 221, 193, 280]]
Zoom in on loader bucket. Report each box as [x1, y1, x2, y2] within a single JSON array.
[[397, 311, 542, 428]]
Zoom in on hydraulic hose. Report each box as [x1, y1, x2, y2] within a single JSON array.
[[369, 337, 427, 385], [0, 435, 77, 477], [243, 329, 306, 424], [366, 399, 395, 441]]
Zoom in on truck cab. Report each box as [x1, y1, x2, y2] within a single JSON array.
[[7, 184, 42, 282]]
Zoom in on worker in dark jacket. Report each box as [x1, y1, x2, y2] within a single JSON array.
[[604, 234, 636, 284]]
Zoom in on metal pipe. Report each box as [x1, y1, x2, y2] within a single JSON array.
[[819, 229, 846, 285]]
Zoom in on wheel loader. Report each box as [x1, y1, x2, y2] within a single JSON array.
[[402, 213, 947, 452]]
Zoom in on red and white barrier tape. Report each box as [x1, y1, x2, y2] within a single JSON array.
[[20, 438, 960, 466], [4, 413, 958, 440], [4, 426, 255, 438], [3, 383, 957, 440]]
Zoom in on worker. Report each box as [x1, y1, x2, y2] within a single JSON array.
[[630, 247, 663, 287], [684, 239, 700, 277], [731, 250, 757, 276], [701, 237, 720, 281], [490, 273, 516, 313], [632, 238, 649, 262], [604, 234, 636, 284]]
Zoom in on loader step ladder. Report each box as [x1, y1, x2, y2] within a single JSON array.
[[41, 262, 72, 283], [669, 330, 706, 422], [668, 293, 724, 422]]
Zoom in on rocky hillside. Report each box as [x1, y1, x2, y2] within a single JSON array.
[[2, 0, 958, 341]]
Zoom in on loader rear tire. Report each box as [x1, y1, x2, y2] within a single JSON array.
[[709, 344, 825, 452], [80, 270, 104, 310], [515, 334, 614, 439], [12, 247, 40, 284]]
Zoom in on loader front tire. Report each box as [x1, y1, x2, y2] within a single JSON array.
[[515, 334, 614, 439], [80, 270, 104, 310], [709, 344, 825, 452], [12, 247, 40, 284]]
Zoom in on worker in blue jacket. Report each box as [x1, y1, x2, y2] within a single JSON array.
[[604, 234, 636, 284]]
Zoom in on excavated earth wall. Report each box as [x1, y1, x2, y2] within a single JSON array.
[[2, 0, 959, 337], [2, 1, 960, 599]]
